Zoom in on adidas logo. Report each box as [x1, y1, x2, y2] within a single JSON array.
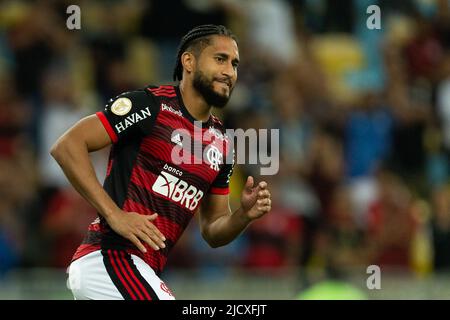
[[171, 133, 183, 147]]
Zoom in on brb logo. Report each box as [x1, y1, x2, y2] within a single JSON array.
[[152, 169, 203, 211]]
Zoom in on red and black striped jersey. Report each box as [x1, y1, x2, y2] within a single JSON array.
[[72, 85, 234, 275]]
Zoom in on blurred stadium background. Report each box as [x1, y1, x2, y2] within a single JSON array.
[[1, 0, 450, 299]]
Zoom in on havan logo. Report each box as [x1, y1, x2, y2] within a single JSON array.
[[114, 107, 151, 133]]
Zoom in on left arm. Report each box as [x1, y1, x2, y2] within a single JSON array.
[[199, 176, 272, 248]]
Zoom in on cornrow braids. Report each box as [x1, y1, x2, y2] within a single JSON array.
[[172, 24, 237, 81]]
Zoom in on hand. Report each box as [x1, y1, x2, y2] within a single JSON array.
[[240, 176, 272, 220], [107, 210, 166, 253]]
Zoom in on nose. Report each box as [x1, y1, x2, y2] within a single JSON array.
[[222, 62, 235, 80], [222, 65, 237, 87]]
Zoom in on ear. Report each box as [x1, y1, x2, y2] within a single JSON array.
[[181, 52, 196, 76]]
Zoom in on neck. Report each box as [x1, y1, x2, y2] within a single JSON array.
[[179, 80, 211, 122]]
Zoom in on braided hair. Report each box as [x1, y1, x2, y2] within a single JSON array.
[[172, 24, 237, 81]]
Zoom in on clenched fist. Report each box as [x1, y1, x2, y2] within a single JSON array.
[[240, 176, 272, 220]]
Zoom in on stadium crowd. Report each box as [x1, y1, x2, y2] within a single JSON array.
[[0, 0, 450, 289]]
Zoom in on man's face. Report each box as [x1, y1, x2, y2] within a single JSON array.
[[192, 35, 239, 108]]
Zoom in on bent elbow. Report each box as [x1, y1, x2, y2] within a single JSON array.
[[201, 231, 227, 248], [50, 136, 70, 162], [50, 141, 61, 160], [207, 240, 222, 249]]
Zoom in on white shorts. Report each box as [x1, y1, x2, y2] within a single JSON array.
[[67, 249, 175, 300]]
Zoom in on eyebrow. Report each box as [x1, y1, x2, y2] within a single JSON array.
[[216, 52, 240, 65]]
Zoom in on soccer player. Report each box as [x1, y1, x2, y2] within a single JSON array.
[[51, 25, 272, 300]]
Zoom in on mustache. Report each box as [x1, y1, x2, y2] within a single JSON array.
[[214, 77, 232, 88]]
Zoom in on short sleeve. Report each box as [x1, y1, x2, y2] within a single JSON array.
[[209, 148, 235, 195], [96, 90, 158, 143]]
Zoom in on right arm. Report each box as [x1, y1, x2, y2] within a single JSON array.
[[50, 115, 166, 253]]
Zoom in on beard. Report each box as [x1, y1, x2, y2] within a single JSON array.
[[192, 70, 232, 109]]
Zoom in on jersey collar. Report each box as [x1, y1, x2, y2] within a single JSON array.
[[175, 85, 213, 128]]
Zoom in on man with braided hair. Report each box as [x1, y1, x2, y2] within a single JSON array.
[[51, 24, 272, 300]]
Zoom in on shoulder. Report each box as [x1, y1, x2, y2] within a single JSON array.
[[144, 85, 177, 99], [105, 86, 162, 114], [107, 88, 152, 106]]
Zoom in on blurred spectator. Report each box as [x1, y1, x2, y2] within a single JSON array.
[[0, 73, 33, 156], [272, 72, 313, 174], [6, 1, 71, 97], [307, 130, 344, 219], [0, 157, 22, 275], [1, 0, 450, 287], [384, 36, 430, 186], [325, 186, 370, 272], [344, 91, 393, 179], [403, 13, 444, 82], [436, 54, 450, 152], [366, 170, 415, 270], [0, 145, 37, 272], [41, 187, 97, 268], [38, 67, 88, 191], [409, 198, 433, 277], [297, 0, 355, 34], [191, 217, 246, 279], [241, 205, 302, 273], [431, 186, 450, 272], [230, 0, 299, 66], [0, 68, 36, 273]]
